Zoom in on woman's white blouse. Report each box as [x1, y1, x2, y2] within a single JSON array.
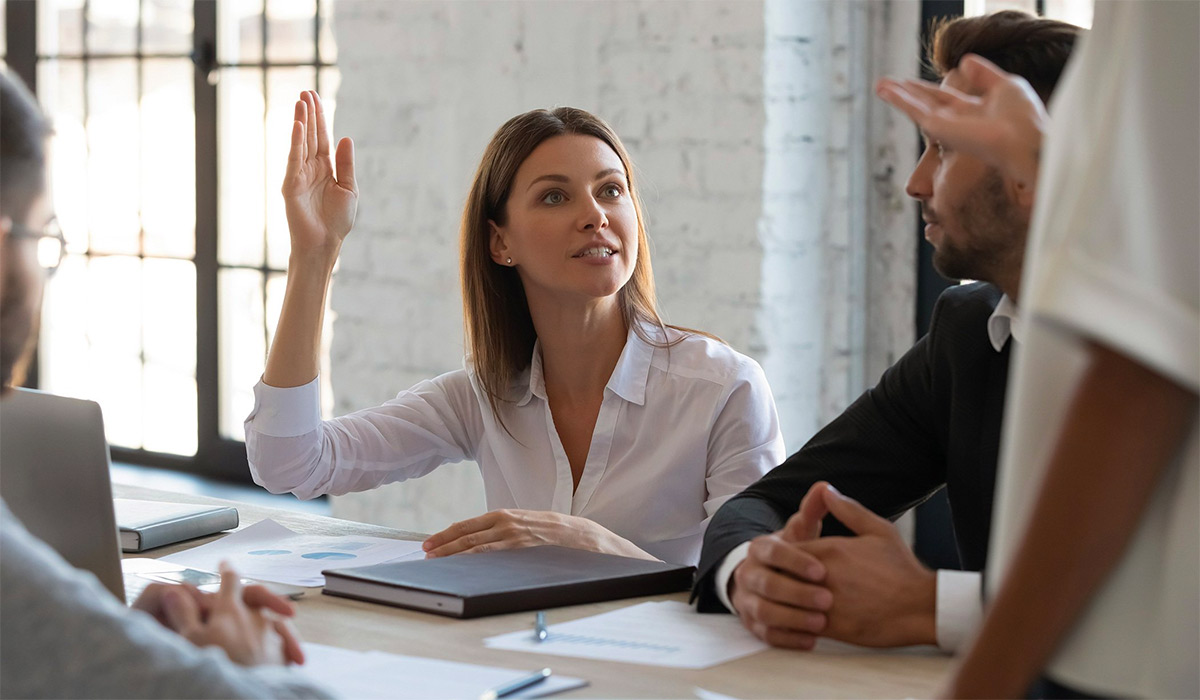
[[245, 325, 785, 565]]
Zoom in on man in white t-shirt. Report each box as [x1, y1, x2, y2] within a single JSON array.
[[878, 1, 1198, 696]]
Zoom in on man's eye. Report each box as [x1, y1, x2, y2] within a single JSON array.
[[541, 191, 565, 205]]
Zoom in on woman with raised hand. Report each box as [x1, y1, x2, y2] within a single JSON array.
[[246, 91, 784, 565]]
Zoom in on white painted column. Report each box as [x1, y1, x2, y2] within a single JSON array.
[[760, 0, 918, 451]]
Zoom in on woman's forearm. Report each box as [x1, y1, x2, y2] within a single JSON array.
[[263, 247, 340, 388], [947, 343, 1198, 697]]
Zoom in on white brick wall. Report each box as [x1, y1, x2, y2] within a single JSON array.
[[328, 0, 918, 534]]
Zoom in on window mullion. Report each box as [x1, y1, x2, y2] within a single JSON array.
[[5, 1, 36, 90], [194, 1, 229, 476]]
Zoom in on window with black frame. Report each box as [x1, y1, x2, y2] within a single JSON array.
[[4, 0, 336, 482]]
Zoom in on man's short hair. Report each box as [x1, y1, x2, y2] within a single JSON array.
[[0, 70, 52, 221], [929, 10, 1082, 103]]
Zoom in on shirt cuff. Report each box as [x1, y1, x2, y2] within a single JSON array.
[[714, 541, 753, 613], [247, 376, 322, 437], [936, 569, 984, 653]]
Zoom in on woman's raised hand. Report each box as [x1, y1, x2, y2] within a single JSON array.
[[282, 90, 358, 257], [264, 90, 355, 388], [875, 54, 1048, 199]]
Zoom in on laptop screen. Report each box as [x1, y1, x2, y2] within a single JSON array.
[[0, 389, 125, 602]]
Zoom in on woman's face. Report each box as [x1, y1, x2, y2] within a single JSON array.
[[489, 134, 638, 305]]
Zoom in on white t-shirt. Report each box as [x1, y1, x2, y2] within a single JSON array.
[[988, 2, 1199, 697], [246, 323, 785, 566]]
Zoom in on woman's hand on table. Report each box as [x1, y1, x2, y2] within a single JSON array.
[[132, 562, 306, 666], [422, 509, 658, 561]]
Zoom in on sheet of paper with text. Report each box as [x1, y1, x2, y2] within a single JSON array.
[[485, 600, 768, 669], [298, 643, 586, 699]]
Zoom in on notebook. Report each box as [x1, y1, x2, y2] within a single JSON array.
[[321, 545, 695, 618], [115, 499, 239, 552]]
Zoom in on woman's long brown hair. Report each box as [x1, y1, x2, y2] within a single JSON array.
[[460, 107, 685, 422]]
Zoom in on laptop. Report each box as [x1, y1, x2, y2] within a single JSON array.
[[0, 388, 126, 602]]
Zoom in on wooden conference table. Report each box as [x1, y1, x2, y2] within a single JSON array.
[[114, 483, 952, 699]]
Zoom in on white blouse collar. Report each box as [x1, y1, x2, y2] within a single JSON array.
[[516, 322, 658, 408]]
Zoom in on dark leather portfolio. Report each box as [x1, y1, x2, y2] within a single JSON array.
[[321, 545, 695, 618]]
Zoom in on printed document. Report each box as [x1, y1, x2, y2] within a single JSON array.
[[484, 600, 768, 669], [297, 643, 586, 699], [161, 519, 424, 586]]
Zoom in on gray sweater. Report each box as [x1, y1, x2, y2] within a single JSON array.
[[0, 501, 334, 699]]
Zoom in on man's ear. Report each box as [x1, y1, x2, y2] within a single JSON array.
[[0, 216, 10, 266], [488, 220, 511, 265], [1006, 176, 1037, 215]]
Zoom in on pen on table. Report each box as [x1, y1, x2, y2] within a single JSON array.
[[479, 668, 552, 700], [533, 610, 548, 642]]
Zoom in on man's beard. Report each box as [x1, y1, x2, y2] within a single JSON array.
[[932, 169, 1026, 284], [0, 262, 41, 391]]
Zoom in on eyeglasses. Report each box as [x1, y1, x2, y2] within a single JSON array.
[[6, 216, 66, 276]]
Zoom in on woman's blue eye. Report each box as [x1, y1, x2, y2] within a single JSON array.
[[601, 184, 622, 198], [542, 191, 565, 205]]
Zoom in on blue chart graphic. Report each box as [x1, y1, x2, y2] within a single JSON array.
[[300, 552, 357, 561], [546, 633, 679, 654], [248, 550, 292, 556]]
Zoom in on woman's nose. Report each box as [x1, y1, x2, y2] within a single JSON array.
[[578, 196, 608, 231]]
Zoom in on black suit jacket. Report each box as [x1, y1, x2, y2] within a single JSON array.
[[694, 282, 1011, 611]]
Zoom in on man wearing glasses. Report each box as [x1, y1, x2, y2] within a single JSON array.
[[0, 215, 62, 391], [0, 144, 61, 394], [1, 68, 331, 698], [7, 217, 64, 272]]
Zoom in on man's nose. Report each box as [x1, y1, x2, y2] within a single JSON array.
[[906, 148, 936, 201]]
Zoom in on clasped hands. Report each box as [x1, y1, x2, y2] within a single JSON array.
[[730, 482, 937, 650], [132, 562, 305, 667]]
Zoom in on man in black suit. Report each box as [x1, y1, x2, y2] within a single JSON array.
[[694, 11, 1081, 653]]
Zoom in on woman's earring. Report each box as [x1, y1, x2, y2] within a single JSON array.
[[506, 257, 513, 265]]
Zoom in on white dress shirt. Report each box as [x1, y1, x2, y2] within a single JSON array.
[[246, 323, 786, 566], [713, 293, 1020, 653]]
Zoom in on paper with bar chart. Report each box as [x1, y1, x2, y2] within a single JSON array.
[[484, 601, 768, 669], [161, 519, 424, 586]]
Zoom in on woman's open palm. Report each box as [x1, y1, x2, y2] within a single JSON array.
[[281, 90, 358, 254]]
